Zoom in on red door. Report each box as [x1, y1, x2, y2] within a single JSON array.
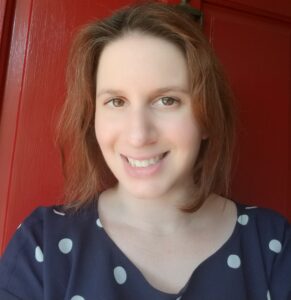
[[0, 0, 290, 253], [203, 0, 291, 217]]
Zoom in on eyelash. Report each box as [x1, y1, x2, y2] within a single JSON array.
[[158, 96, 180, 106], [105, 96, 180, 108], [106, 98, 125, 107]]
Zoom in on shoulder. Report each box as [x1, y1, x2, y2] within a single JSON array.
[[13, 203, 100, 252], [237, 202, 289, 227], [0, 203, 101, 299], [0, 203, 98, 259], [236, 202, 291, 267], [19, 203, 98, 231], [233, 202, 290, 259], [235, 202, 291, 298], [237, 204, 291, 253]]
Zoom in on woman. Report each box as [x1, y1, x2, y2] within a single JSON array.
[[0, 2, 290, 300]]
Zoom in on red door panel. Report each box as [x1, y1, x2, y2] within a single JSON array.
[[203, 3, 291, 219], [205, 0, 291, 21]]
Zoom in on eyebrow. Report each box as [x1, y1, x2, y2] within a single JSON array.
[[96, 86, 190, 98]]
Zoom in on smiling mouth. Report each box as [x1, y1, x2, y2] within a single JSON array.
[[123, 152, 168, 168]]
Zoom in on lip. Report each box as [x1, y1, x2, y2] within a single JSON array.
[[121, 152, 169, 178]]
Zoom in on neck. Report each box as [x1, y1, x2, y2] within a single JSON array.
[[101, 184, 220, 236]]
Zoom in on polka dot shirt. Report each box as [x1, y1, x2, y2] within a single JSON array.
[[0, 201, 290, 300]]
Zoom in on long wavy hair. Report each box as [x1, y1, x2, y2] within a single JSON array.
[[56, 1, 236, 212]]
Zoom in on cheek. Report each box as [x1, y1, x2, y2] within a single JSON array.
[[94, 116, 120, 149], [165, 117, 203, 148]]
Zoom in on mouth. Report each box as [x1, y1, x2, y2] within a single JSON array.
[[121, 152, 169, 168]]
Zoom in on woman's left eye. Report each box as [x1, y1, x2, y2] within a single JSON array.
[[157, 97, 180, 107], [105, 98, 125, 107]]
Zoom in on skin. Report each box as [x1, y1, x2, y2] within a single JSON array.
[[95, 32, 211, 230], [94, 32, 237, 293]]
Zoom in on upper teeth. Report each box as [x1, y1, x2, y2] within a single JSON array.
[[127, 154, 164, 168]]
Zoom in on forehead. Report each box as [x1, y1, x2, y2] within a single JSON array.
[[96, 32, 190, 93]]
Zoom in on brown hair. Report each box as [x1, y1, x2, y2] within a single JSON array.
[[56, 1, 236, 212]]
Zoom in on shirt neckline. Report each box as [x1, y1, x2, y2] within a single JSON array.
[[95, 199, 243, 298]]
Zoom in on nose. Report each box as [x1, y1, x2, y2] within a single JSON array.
[[125, 108, 157, 147]]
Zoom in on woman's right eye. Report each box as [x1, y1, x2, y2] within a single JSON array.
[[106, 98, 125, 107]]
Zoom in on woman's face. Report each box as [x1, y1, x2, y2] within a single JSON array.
[[95, 32, 205, 200]]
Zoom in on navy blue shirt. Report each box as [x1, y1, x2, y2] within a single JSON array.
[[0, 201, 290, 300]]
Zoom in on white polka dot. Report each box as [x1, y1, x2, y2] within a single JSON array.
[[53, 209, 65, 216], [269, 239, 282, 253], [35, 246, 44, 262], [96, 218, 103, 228], [114, 266, 127, 284], [17, 223, 22, 229], [237, 214, 249, 225], [71, 296, 85, 300], [267, 290, 271, 300], [227, 254, 241, 269], [58, 238, 73, 254]]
